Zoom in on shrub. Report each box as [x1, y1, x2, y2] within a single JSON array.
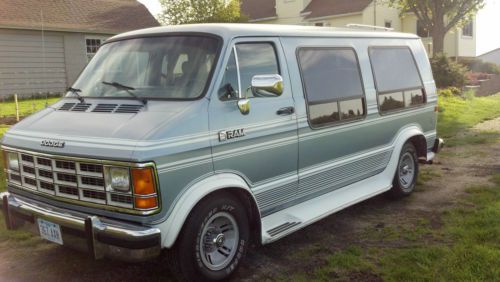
[[438, 87, 461, 97], [431, 53, 468, 88], [438, 88, 453, 97], [460, 58, 500, 74]]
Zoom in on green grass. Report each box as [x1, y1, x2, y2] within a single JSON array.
[[289, 174, 500, 281], [416, 167, 442, 186], [0, 97, 60, 118], [437, 93, 500, 139]]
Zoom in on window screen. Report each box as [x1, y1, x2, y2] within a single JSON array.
[[298, 48, 365, 127]]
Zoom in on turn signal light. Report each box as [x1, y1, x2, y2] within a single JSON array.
[[134, 197, 158, 210], [132, 167, 156, 195]]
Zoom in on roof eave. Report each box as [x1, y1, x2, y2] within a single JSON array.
[[305, 12, 363, 22], [248, 16, 278, 23], [0, 24, 127, 35]]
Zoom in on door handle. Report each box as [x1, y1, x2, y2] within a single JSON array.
[[276, 106, 295, 116]]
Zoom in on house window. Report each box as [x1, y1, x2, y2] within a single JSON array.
[[385, 20, 392, 28], [86, 38, 102, 62], [416, 20, 429, 37], [298, 48, 366, 127], [462, 21, 473, 37], [315, 22, 324, 27], [369, 47, 425, 113]]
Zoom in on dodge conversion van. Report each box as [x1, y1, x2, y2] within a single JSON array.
[[1, 24, 443, 280]]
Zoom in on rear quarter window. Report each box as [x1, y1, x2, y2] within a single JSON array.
[[369, 47, 425, 113]]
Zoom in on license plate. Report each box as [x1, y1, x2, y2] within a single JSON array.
[[37, 218, 63, 245]]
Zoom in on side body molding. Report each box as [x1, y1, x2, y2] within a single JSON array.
[[157, 173, 258, 248], [157, 125, 426, 248]]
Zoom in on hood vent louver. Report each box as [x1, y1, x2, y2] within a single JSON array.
[[58, 103, 143, 113], [115, 104, 144, 114], [59, 103, 76, 111], [71, 103, 92, 112], [92, 104, 118, 113]]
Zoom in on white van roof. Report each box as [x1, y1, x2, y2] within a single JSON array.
[[109, 23, 420, 42]]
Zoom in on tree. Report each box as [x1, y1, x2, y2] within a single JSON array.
[[388, 0, 485, 55], [158, 0, 245, 25]]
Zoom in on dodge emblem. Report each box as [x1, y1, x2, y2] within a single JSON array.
[[41, 139, 65, 148]]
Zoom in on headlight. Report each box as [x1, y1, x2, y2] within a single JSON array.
[[6, 152, 19, 171], [105, 166, 130, 192]]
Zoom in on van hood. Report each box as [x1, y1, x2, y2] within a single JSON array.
[[1, 98, 210, 161]]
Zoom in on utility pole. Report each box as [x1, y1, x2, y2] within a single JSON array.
[[373, 0, 377, 28]]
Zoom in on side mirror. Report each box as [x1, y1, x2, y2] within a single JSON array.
[[251, 74, 284, 96], [237, 98, 250, 115]]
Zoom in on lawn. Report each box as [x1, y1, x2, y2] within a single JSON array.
[[293, 174, 500, 281], [437, 92, 500, 138], [0, 97, 60, 118]]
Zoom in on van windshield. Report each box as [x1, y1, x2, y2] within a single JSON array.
[[69, 36, 220, 100]]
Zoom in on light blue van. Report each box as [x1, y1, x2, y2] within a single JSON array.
[[1, 24, 443, 280]]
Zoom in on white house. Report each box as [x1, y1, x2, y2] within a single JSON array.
[[0, 0, 159, 97], [241, 0, 477, 58]]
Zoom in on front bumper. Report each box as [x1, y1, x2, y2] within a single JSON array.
[[1, 192, 161, 262]]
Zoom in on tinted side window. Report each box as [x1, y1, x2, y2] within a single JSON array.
[[219, 43, 280, 101], [369, 47, 425, 112], [298, 48, 365, 127]]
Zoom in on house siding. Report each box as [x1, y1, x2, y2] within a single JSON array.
[[247, 1, 477, 58], [0, 29, 114, 97]]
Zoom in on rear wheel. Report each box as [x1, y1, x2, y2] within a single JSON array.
[[167, 193, 249, 281], [389, 142, 419, 198]]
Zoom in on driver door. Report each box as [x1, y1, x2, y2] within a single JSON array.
[[208, 38, 299, 216]]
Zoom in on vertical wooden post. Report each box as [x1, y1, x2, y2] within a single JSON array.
[[14, 94, 19, 122]]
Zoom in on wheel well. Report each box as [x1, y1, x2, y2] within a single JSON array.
[[193, 188, 262, 246], [408, 135, 427, 159]]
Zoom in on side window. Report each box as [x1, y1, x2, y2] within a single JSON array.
[[298, 48, 365, 127], [219, 42, 280, 101], [369, 47, 425, 113]]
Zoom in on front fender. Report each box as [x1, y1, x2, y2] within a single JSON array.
[[156, 173, 256, 248]]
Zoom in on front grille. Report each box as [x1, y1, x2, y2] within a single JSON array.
[[38, 169, 53, 179], [81, 176, 104, 188], [111, 194, 133, 204], [40, 181, 55, 191], [37, 157, 52, 167], [58, 185, 78, 196], [4, 150, 145, 210], [55, 160, 76, 171], [21, 154, 34, 163], [80, 163, 103, 174], [24, 177, 37, 187], [57, 173, 77, 183], [22, 165, 35, 175]]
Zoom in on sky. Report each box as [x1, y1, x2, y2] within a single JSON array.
[[138, 0, 500, 56]]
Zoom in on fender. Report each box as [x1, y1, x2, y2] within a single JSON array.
[[383, 124, 426, 179], [156, 173, 258, 248]]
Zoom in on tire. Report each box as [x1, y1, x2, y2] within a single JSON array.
[[389, 142, 419, 198], [167, 193, 249, 281]]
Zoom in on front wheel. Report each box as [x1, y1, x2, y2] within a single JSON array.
[[167, 193, 249, 281], [389, 142, 419, 198]]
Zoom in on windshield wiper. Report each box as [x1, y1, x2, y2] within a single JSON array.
[[102, 81, 147, 105], [67, 87, 85, 103]]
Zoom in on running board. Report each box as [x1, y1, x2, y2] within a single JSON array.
[[261, 173, 392, 244]]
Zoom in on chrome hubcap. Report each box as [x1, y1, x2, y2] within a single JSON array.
[[199, 212, 239, 271], [399, 152, 415, 190]]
